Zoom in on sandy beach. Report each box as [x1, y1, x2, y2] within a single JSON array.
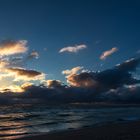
[[14, 121, 140, 140]]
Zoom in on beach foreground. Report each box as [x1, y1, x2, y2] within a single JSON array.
[[15, 121, 140, 140]]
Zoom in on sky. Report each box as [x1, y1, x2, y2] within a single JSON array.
[[0, 0, 139, 103]]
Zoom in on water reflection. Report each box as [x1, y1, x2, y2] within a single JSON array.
[[0, 120, 30, 140], [0, 105, 140, 139]]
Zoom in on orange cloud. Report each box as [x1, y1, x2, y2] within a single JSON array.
[[6, 67, 45, 81], [0, 39, 45, 92], [66, 73, 97, 87], [21, 82, 33, 89], [100, 47, 118, 60], [62, 66, 83, 76], [0, 40, 28, 56], [62, 66, 97, 87]]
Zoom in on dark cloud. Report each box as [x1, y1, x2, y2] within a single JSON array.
[[46, 80, 66, 89], [3, 84, 140, 104], [67, 58, 140, 90], [0, 57, 140, 104], [6, 68, 45, 81], [7, 68, 42, 77], [67, 73, 98, 88], [21, 57, 140, 104], [97, 86, 140, 103]]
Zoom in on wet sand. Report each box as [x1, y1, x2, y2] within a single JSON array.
[[15, 121, 140, 140]]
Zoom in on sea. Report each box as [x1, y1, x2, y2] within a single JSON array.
[[0, 103, 140, 139]]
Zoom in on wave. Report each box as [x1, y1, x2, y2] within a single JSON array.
[[117, 116, 140, 121]]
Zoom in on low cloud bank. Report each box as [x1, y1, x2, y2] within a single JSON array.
[[0, 57, 140, 104]]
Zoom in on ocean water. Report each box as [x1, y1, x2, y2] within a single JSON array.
[[0, 104, 140, 139]]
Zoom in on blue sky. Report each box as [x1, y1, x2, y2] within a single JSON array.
[[0, 0, 139, 83]]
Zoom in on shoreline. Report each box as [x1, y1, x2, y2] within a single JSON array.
[[13, 120, 140, 140]]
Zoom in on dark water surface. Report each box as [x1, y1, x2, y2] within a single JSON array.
[[0, 104, 140, 139]]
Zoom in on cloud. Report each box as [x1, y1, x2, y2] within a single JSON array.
[[0, 39, 29, 68], [0, 85, 24, 93], [21, 82, 33, 89], [13, 57, 140, 103], [45, 80, 65, 89], [59, 44, 87, 53], [28, 51, 39, 59], [6, 67, 45, 81], [100, 47, 118, 60], [0, 57, 139, 104], [66, 58, 140, 89], [8, 56, 24, 67], [0, 74, 15, 89], [0, 60, 9, 68], [0, 39, 44, 93], [13, 84, 140, 104], [0, 40, 28, 56], [62, 66, 86, 86], [0, 56, 24, 69], [98, 86, 140, 102], [62, 66, 83, 76], [67, 73, 98, 87]]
